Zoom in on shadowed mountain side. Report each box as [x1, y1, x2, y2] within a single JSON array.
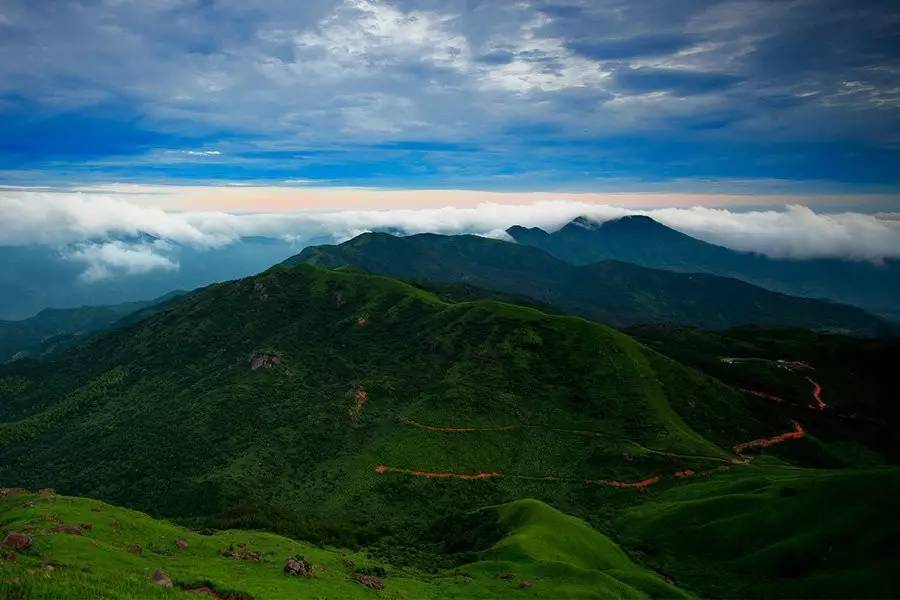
[[288, 232, 891, 335], [508, 216, 900, 319]]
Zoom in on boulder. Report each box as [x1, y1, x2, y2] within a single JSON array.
[[283, 555, 315, 577], [1, 533, 31, 550], [354, 573, 385, 590], [151, 568, 173, 588], [174, 538, 188, 549]]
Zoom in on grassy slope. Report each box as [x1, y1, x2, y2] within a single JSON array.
[[629, 324, 900, 465], [0, 263, 767, 548], [615, 463, 900, 599], [0, 491, 682, 599]]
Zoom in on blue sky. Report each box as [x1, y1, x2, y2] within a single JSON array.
[[1, 0, 899, 194]]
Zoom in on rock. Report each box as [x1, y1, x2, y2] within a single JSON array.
[[51, 524, 82, 535], [79, 522, 93, 530], [519, 580, 532, 589], [2, 551, 16, 561], [355, 316, 369, 327], [497, 572, 514, 580], [151, 568, 173, 588], [219, 544, 260, 561], [128, 543, 143, 555], [0, 488, 26, 497], [354, 574, 385, 590], [283, 555, 315, 577], [1, 532, 32, 550], [174, 538, 188, 549], [249, 351, 282, 370]]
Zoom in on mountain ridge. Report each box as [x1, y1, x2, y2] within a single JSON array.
[[507, 215, 900, 318]]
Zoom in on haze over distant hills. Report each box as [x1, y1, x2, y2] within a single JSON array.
[[289, 232, 892, 335], [0, 236, 299, 320], [508, 216, 900, 320]]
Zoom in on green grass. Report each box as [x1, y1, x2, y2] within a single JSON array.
[[0, 491, 682, 599], [615, 463, 900, 598]]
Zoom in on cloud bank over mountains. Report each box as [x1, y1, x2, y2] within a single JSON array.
[[2, 189, 899, 281]]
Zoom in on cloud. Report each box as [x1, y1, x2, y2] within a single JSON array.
[[0, 0, 898, 188], [1, 188, 898, 264], [64, 240, 179, 282]]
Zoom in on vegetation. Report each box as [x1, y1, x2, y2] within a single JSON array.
[[1, 256, 897, 598], [289, 231, 891, 334], [0, 491, 682, 599]]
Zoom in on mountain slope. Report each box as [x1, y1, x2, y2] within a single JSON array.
[[0, 262, 773, 546], [0, 490, 684, 599], [0, 291, 184, 362], [288, 232, 891, 334], [507, 216, 900, 318]]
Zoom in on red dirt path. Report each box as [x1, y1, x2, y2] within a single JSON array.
[[374, 465, 502, 480], [806, 377, 826, 411], [732, 421, 806, 454]]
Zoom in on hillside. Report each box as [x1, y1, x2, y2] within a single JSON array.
[[287, 232, 891, 334], [0, 292, 184, 363], [0, 262, 784, 547], [0, 490, 684, 599], [628, 324, 900, 465], [507, 216, 900, 318], [616, 464, 900, 598]]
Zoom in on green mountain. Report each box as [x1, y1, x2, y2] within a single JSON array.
[[287, 232, 891, 335], [0, 262, 767, 542], [1, 262, 897, 598], [0, 291, 184, 363], [508, 215, 900, 319]]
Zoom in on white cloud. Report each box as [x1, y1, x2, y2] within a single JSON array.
[[64, 240, 179, 282], [1, 188, 899, 263]]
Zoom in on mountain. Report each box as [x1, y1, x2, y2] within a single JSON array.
[[507, 215, 900, 319], [287, 232, 892, 335], [0, 262, 778, 542], [0, 291, 184, 363], [2, 262, 898, 597]]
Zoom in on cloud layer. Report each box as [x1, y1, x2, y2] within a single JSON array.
[[2, 189, 898, 283]]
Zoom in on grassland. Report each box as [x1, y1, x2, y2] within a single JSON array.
[[0, 491, 682, 599]]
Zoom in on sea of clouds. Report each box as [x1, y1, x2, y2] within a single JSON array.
[[2, 190, 899, 281]]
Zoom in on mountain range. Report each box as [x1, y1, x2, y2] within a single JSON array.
[[1, 224, 899, 598], [508, 215, 900, 320], [289, 231, 892, 335]]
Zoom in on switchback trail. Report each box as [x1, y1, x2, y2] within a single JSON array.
[[807, 377, 826, 411]]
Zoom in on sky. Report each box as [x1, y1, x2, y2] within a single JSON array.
[[1, 0, 899, 194], [1, 0, 900, 288]]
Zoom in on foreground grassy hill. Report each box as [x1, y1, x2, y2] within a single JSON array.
[[288, 232, 891, 335], [0, 490, 684, 599], [0, 263, 776, 548]]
